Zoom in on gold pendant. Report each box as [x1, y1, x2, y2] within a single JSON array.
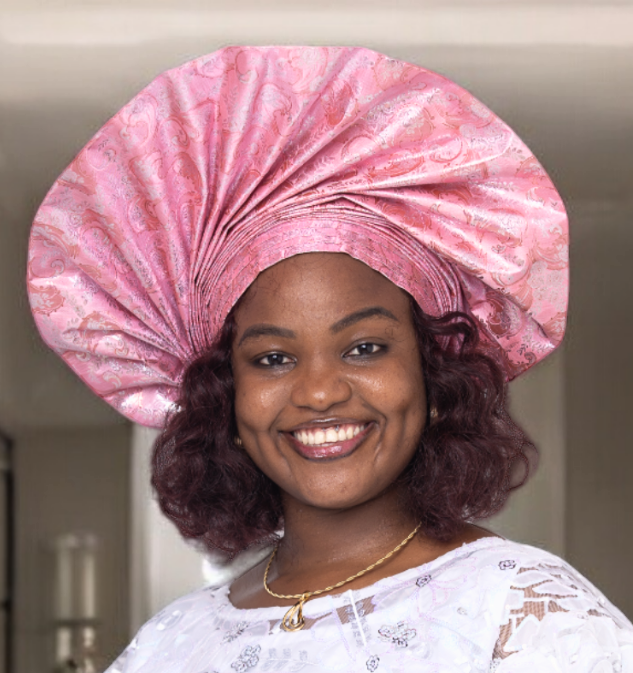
[[281, 593, 309, 632]]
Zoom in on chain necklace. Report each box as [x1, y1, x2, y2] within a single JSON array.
[[263, 523, 421, 632]]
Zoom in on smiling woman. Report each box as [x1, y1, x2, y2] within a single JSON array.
[[153, 252, 535, 632], [27, 46, 633, 671], [152, 252, 530, 562]]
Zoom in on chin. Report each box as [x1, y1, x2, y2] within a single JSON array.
[[287, 482, 391, 512]]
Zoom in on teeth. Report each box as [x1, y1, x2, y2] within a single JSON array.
[[293, 423, 366, 446], [325, 428, 338, 443]]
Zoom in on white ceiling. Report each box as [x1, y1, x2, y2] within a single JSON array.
[[4, 0, 633, 7], [3, 5, 633, 47], [1, 2, 632, 431]]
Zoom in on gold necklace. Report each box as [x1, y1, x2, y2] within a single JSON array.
[[264, 523, 421, 632]]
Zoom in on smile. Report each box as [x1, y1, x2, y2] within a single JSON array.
[[292, 423, 367, 446], [285, 423, 373, 461]]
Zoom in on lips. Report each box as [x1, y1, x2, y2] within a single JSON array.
[[284, 422, 374, 461]]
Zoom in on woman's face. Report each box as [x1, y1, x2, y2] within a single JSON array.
[[232, 253, 426, 511]]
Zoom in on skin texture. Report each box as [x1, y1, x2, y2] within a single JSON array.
[[229, 253, 495, 609]]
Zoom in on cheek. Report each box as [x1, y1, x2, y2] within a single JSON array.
[[358, 358, 425, 421], [390, 372, 426, 443], [381, 370, 425, 467], [233, 369, 285, 432], [378, 364, 426, 476]]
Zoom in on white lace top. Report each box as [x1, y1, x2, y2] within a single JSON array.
[[107, 538, 633, 673]]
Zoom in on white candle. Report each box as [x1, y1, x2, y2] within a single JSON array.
[[54, 536, 73, 621], [80, 539, 97, 620], [54, 533, 98, 621]]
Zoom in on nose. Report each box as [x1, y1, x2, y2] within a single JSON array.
[[290, 356, 352, 411]]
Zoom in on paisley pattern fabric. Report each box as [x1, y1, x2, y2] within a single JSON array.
[[105, 538, 633, 673], [27, 47, 569, 427]]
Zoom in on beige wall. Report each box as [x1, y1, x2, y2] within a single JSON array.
[[488, 200, 633, 620], [486, 347, 566, 556], [129, 426, 204, 634], [566, 200, 633, 618], [129, 426, 272, 633], [14, 425, 131, 673]]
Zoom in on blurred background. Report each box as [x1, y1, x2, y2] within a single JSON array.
[[1, 0, 632, 670]]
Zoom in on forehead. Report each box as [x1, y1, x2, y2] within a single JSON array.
[[235, 253, 410, 322]]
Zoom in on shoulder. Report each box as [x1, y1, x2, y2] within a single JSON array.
[[457, 536, 575, 574], [460, 538, 632, 630], [473, 539, 630, 623], [104, 585, 229, 673], [466, 539, 633, 671]]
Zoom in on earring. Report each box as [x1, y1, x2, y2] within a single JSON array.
[[234, 436, 243, 447], [429, 406, 438, 423]]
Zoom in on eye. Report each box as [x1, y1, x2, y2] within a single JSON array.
[[345, 342, 384, 358], [255, 352, 294, 367]]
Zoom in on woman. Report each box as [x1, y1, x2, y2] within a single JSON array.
[[28, 47, 633, 671]]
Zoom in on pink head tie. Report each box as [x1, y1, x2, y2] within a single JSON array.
[[27, 46, 569, 428]]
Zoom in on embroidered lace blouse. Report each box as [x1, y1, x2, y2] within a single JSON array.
[[106, 537, 633, 673]]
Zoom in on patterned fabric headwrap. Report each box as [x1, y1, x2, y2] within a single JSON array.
[[27, 46, 569, 428]]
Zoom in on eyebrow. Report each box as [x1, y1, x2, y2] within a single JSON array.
[[237, 306, 399, 346], [238, 324, 297, 346], [330, 306, 400, 334]]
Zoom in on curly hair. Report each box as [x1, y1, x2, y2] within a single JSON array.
[[152, 298, 536, 555]]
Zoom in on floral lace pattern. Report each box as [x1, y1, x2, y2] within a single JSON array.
[[223, 622, 248, 644], [231, 646, 260, 672], [106, 538, 633, 673], [378, 621, 417, 648], [365, 655, 380, 671], [493, 562, 633, 672]]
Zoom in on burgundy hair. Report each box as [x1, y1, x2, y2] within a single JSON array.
[[152, 300, 535, 555]]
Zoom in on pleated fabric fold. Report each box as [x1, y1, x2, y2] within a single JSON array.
[[27, 46, 568, 427]]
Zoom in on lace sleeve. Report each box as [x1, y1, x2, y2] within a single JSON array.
[[492, 562, 633, 672]]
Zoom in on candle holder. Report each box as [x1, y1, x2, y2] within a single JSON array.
[[52, 534, 100, 673], [53, 619, 99, 673]]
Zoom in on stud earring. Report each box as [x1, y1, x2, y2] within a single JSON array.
[[429, 406, 438, 423], [234, 436, 243, 447]]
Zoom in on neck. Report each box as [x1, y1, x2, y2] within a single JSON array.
[[275, 486, 420, 576]]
